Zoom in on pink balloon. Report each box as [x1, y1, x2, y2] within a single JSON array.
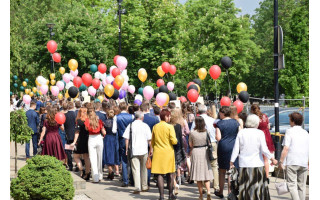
[[51, 86, 59, 96], [128, 85, 135, 94], [102, 79, 107, 87], [70, 69, 78, 77], [23, 95, 31, 104], [109, 66, 117, 75], [116, 56, 128, 71], [143, 86, 154, 100], [167, 82, 174, 91], [56, 81, 64, 91], [121, 81, 129, 91], [106, 76, 114, 84], [63, 73, 71, 83], [156, 93, 167, 106], [40, 85, 48, 95], [88, 86, 96, 96]]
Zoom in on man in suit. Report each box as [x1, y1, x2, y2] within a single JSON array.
[[25, 101, 39, 159]]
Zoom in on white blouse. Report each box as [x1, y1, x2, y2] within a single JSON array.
[[230, 128, 273, 168]]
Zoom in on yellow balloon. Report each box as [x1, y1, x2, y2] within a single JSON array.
[[25, 89, 29, 94], [114, 75, 125, 87], [98, 96, 104, 102], [164, 93, 170, 106], [32, 87, 37, 93], [138, 69, 148, 83], [198, 68, 207, 80], [51, 80, 56, 85], [68, 59, 78, 71], [35, 79, 40, 86], [50, 86, 53, 92], [195, 84, 201, 93], [58, 93, 63, 100], [46, 80, 49, 85], [22, 81, 27, 87], [157, 66, 165, 77], [59, 67, 65, 75], [237, 82, 247, 93], [65, 90, 69, 98], [50, 73, 56, 80], [104, 84, 115, 97], [29, 92, 34, 97]]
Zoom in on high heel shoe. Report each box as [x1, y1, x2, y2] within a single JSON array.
[[207, 193, 211, 200], [84, 172, 91, 181], [80, 169, 85, 178], [110, 171, 115, 180]]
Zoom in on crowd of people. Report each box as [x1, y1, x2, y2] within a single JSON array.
[[10, 94, 309, 200]]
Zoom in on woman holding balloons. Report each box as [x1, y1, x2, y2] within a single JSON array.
[[38, 108, 66, 161]]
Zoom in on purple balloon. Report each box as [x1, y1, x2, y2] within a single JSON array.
[[111, 81, 114, 85], [134, 99, 142, 106], [119, 90, 126, 99]]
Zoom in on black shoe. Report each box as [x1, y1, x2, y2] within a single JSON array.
[[121, 183, 128, 187], [133, 190, 140, 194], [110, 171, 115, 180], [68, 167, 73, 171], [214, 191, 224, 198], [169, 195, 177, 200], [84, 172, 91, 181], [267, 178, 270, 184], [75, 166, 79, 172], [81, 169, 86, 178]]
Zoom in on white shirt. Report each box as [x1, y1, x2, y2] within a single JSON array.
[[191, 114, 217, 142], [123, 120, 152, 156], [112, 111, 134, 134], [230, 128, 273, 168], [282, 126, 309, 168]]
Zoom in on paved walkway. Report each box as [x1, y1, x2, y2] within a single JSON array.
[[10, 143, 309, 199]]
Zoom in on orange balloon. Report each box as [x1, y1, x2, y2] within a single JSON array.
[[29, 92, 34, 97], [58, 93, 63, 100], [114, 75, 124, 87], [104, 84, 115, 97], [164, 93, 170, 106], [51, 80, 56, 85], [198, 68, 207, 80], [50, 73, 56, 80], [157, 66, 165, 77], [138, 69, 148, 82], [68, 59, 78, 71]]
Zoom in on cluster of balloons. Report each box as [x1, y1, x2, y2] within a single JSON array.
[[157, 62, 176, 77], [47, 40, 61, 63]]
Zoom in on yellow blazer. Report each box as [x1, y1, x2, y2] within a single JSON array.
[[151, 121, 178, 174]]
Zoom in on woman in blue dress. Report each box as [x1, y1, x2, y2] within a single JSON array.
[[214, 106, 240, 198], [102, 109, 118, 180]]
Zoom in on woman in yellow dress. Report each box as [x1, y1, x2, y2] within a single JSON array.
[[150, 109, 178, 200]]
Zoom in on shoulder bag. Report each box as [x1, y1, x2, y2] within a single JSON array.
[[206, 132, 215, 161], [274, 167, 289, 195], [127, 123, 133, 159]]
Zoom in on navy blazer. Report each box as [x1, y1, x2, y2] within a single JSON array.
[[26, 109, 39, 133], [143, 113, 160, 131]]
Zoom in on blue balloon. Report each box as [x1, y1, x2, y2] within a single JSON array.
[[14, 83, 18, 88], [13, 75, 18, 80], [119, 90, 126, 99], [95, 98, 101, 103], [25, 78, 29, 83], [90, 64, 98, 73], [61, 80, 66, 86], [134, 99, 142, 106], [10, 92, 13, 96], [20, 86, 25, 91]]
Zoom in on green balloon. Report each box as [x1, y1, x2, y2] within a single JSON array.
[[79, 83, 87, 92], [20, 86, 25, 91], [138, 87, 144, 96], [90, 64, 98, 73], [13, 75, 18, 80], [25, 78, 29, 83], [14, 83, 18, 88], [10, 92, 13, 96]]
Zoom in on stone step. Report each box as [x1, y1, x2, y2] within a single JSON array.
[[71, 172, 87, 190]]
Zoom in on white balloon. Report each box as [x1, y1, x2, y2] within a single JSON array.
[[81, 91, 88, 97], [99, 84, 103, 90], [121, 69, 127, 76], [135, 94, 143, 102], [124, 75, 129, 82], [100, 73, 107, 80], [95, 71, 101, 79], [70, 76, 74, 81], [65, 82, 74, 90]]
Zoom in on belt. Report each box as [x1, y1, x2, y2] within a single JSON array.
[[193, 145, 207, 148]]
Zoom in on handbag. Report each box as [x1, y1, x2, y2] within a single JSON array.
[[274, 167, 289, 195], [206, 132, 215, 161], [146, 156, 152, 169], [127, 123, 133, 159]]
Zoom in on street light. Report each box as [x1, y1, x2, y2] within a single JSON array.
[[117, 0, 127, 56], [46, 23, 55, 73]]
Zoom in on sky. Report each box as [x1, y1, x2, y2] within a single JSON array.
[[179, 0, 263, 16]]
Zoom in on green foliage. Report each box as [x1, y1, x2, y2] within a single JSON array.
[[10, 155, 74, 200], [10, 109, 33, 144]]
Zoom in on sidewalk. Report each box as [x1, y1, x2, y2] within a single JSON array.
[[10, 143, 309, 199]]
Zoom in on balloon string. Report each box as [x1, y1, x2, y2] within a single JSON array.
[[226, 70, 231, 98], [215, 80, 217, 100]]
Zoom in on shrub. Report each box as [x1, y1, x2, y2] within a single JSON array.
[[10, 155, 75, 200]]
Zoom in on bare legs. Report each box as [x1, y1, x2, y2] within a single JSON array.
[[74, 153, 83, 175], [197, 181, 211, 199], [218, 169, 226, 196]]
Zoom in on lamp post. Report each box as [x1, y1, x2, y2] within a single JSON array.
[[117, 0, 127, 56], [46, 23, 55, 73]]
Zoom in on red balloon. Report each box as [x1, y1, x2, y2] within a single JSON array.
[[157, 79, 165, 87], [47, 40, 57, 54], [73, 76, 82, 88], [209, 65, 221, 80], [55, 112, 66, 125], [113, 81, 121, 90], [113, 55, 120, 65], [220, 96, 231, 106], [82, 73, 93, 87], [233, 100, 244, 113], [169, 65, 176, 75], [161, 62, 170, 73], [98, 63, 107, 74], [52, 52, 61, 63], [112, 68, 121, 78], [187, 89, 199, 103], [180, 96, 187, 103], [187, 82, 195, 89], [92, 78, 101, 90]]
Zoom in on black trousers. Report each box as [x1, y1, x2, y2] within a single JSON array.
[[66, 140, 73, 169]]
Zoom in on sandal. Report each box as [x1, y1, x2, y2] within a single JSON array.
[[207, 193, 211, 200]]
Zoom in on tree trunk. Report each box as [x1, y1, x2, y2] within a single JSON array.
[[15, 141, 17, 174]]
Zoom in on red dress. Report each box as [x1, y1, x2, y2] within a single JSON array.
[[258, 114, 275, 153], [42, 120, 67, 160]]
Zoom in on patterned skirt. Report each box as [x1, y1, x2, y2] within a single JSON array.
[[238, 167, 270, 200]]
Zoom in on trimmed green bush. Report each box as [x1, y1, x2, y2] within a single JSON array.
[[10, 155, 75, 200]]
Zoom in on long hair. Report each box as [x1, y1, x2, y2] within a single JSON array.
[[76, 107, 88, 122], [170, 109, 184, 126], [230, 106, 239, 120], [207, 105, 217, 119], [194, 116, 206, 132], [181, 102, 191, 119], [251, 104, 263, 119], [47, 108, 58, 127], [87, 108, 99, 129]]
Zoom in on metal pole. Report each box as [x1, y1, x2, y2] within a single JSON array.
[[226, 70, 231, 98], [49, 27, 54, 73], [118, 2, 122, 56], [302, 96, 305, 129], [273, 0, 281, 160]]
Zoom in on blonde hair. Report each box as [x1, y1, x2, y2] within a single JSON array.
[[88, 108, 99, 129], [208, 105, 218, 119], [107, 110, 115, 119], [230, 106, 239, 120], [76, 107, 87, 122], [170, 109, 184, 126]]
